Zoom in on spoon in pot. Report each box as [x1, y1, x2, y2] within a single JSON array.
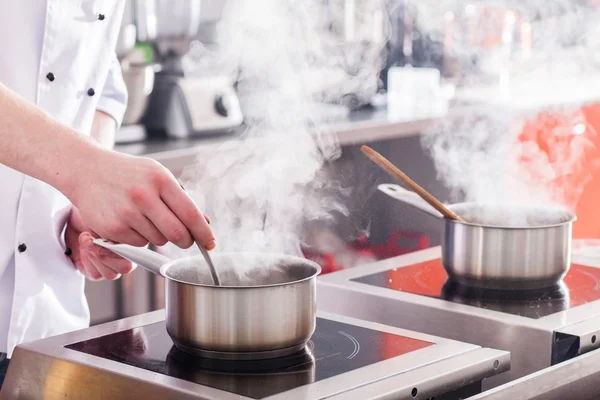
[[178, 182, 221, 286], [197, 242, 221, 286], [361, 145, 464, 222]]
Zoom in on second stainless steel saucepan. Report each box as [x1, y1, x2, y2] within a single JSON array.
[[93, 239, 321, 360], [379, 184, 577, 290]]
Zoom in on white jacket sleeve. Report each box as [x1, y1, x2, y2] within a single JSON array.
[[95, 52, 128, 128]]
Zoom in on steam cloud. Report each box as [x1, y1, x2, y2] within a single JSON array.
[[414, 0, 600, 225], [160, 0, 600, 275], [162, 0, 387, 270]]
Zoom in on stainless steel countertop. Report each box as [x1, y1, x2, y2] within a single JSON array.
[[317, 246, 600, 390], [467, 346, 600, 400], [0, 309, 510, 400]]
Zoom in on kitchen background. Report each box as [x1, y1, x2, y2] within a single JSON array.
[[86, 0, 600, 325]]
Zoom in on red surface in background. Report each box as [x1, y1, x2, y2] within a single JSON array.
[[386, 259, 600, 308], [518, 103, 600, 239], [573, 104, 600, 238], [304, 231, 430, 275], [352, 232, 430, 260]]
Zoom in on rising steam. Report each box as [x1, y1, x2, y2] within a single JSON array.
[[163, 0, 387, 269], [159, 0, 600, 275], [415, 0, 600, 225]]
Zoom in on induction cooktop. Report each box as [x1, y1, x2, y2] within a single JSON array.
[[352, 259, 600, 319], [66, 317, 433, 399]]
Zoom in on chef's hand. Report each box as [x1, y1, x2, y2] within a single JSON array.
[[65, 151, 215, 250], [65, 207, 135, 280]]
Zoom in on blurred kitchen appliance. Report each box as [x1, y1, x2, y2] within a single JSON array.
[[379, 1, 444, 93], [117, 50, 157, 143], [321, 0, 390, 110], [137, 0, 243, 138], [114, 0, 155, 144]]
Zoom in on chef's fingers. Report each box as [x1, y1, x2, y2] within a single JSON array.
[[87, 253, 121, 280], [103, 219, 148, 247], [78, 234, 102, 280], [127, 175, 191, 247], [160, 183, 215, 250], [144, 201, 195, 249], [80, 232, 136, 267], [91, 254, 135, 275], [130, 215, 168, 247], [80, 232, 128, 260], [94, 251, 136, 275], [106, 229, 148, 247], [204, 214, 211, 224], [79, 249, 102, 281]]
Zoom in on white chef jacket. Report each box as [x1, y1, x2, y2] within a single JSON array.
[[0, 0, 128, 357]]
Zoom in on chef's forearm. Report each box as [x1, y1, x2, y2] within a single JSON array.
[[91, 110, 117, 150], [0, 82, 103, 196]]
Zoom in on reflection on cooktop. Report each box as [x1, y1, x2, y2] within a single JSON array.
[[65, 318, 433, 399], [351, 259, 600, 319], [440, 280, 569, 319]]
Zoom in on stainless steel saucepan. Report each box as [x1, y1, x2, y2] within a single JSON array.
[[93, 239, 321, 360], [379, 184, 577, 290]]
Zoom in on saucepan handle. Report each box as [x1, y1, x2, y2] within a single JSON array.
[[378, 183, 443, 219], [92, 238, 171, 276]]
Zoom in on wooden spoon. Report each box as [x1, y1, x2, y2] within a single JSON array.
[[361, 145, 463, 222]]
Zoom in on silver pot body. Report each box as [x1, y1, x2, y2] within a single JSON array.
[[377, 184, 576, 290], [441, 216, 574, 289], [163, 255, 318, 355], [92, 240, 319, 358]]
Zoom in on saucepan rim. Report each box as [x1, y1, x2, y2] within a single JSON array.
[[159, 253, 322, 289], [445, 202, 577, 230]]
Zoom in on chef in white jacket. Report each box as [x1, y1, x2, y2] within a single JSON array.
[[0, 0, 216, 385]]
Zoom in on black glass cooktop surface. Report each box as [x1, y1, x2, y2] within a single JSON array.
[[66, 318, 433, 399], [352, 259, 600, 319]]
